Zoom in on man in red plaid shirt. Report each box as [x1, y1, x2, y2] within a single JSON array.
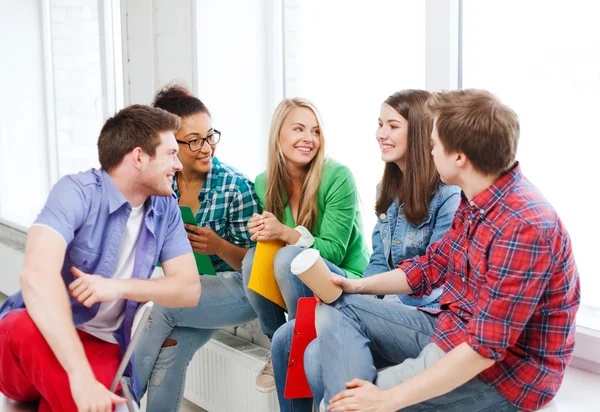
[[306, 89, 580, 412]]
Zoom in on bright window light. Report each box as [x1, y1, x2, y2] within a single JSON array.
[[463, 0, 600, 310]]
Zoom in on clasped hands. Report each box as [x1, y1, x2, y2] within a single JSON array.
[[247, 211, 285, 242]]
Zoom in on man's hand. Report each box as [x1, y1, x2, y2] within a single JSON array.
[[250, 211, 285, 242], [328, 379, 392, 412], [69, 372, 126, 412], [314, 274, 360, 305], [331, 275, 361, 295], [185, 225, 223, 255], [69, 267, 123, 307]]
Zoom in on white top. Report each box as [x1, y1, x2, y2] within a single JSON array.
[[290, 248, 321, 275], [78, 204, 145, 343]]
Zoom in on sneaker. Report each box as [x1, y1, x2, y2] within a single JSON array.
[[256, 353, 276, 392]]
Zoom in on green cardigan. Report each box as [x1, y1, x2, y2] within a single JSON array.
[[254, 159, 369, 279]]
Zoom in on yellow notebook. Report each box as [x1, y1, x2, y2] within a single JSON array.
[[248, 240, 287, 309]]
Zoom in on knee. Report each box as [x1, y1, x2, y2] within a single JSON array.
[[148, 304, 176, 330], [303, 339, 321, 377], [241, 247, 256, 281], [314, 302, 340, 335], [272, 320, 294, 357], [161, 338, 177, 348], [273, 246, 302, 281]]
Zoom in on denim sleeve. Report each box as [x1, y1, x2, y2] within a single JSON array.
[[430, 186, 461, 245], [33, 175, 87, 245], [363, 219, 390, 278], [159, 195, 193, 263]]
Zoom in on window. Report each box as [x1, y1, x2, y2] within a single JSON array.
[[0, 1, 121, 229], [283, 0, 427, 243], [462, 0, 600, 311], [0, 1, 50, 229]]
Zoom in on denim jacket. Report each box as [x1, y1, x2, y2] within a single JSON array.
[[364, 182, 461, 307]]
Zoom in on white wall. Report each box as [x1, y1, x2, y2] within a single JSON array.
[[123, 0, 278, 180], [0, 244, 24, 296], [122, 0, 195, 105]]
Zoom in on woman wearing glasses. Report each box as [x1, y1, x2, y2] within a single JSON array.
[[134, 84, 261, 412]]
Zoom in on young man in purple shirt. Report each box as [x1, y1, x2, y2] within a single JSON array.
[[0, 105, 201, 412]]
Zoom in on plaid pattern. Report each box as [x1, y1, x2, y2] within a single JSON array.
[[400, 163, 580, 412], [173, 157, 261, 272]]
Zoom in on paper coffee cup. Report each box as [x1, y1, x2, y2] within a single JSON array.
[[290, 249, 342, 304]]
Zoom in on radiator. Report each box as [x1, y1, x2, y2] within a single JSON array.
[[184, 331, 280, 412]]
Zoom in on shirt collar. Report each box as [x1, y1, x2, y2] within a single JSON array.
[[172, 156, 221, 200], [200, 157, 221, 196], [466, 162, 521, 216], [101, 169, 129, 214], [101, 169, 161, 216]]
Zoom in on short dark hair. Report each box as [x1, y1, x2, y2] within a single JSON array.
[[427, 89, 519, 176], [152, 83, 210, 118], [97, 104, 181, 171]]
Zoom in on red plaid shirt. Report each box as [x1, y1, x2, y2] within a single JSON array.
[[400, 163, 580, 412]]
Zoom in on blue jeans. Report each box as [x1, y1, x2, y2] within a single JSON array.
[[273, 305, 400, 412], [133, 271, 257, 412], [260, 246, 345, 412], [309, 294, 517, 412], [242, 245, 346, 338]]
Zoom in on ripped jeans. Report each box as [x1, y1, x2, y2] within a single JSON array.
[[133, 271, 257, 412]]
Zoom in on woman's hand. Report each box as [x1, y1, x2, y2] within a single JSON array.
[[185, 225, 223, 255], [250, 211, 285, 242], [247, 213, 263, 237]]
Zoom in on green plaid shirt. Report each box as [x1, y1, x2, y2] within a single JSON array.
[[173, 157, 261, 272]]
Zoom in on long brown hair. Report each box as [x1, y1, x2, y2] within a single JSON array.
[[375, 90, 439, 225], [264, 98, 326, 231]]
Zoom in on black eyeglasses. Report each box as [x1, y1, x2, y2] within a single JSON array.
[[176, 130, 221, 152]]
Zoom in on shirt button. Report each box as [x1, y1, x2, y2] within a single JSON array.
[[461, 277, 466, 282], [380, 213, 386, 219]]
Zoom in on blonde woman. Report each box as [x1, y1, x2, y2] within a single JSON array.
[[241, 98, 369, 392]]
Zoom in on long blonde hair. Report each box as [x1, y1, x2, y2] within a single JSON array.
[[265, 98, 326, 232]]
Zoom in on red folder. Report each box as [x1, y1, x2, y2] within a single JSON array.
[[284, 297, 318, 399]]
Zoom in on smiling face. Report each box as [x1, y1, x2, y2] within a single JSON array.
[[143, 130, 183, 196], [278, 107, 321, 170], [376, 103, 409, 169], [176, 112, 215, 175]]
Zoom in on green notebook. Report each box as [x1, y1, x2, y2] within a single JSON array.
[[156, 206, 217, 276]]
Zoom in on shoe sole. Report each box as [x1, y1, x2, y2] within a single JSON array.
[[255, 384, 276, 393]]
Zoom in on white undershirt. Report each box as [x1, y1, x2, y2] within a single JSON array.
[[78, 204, 145, 343]]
